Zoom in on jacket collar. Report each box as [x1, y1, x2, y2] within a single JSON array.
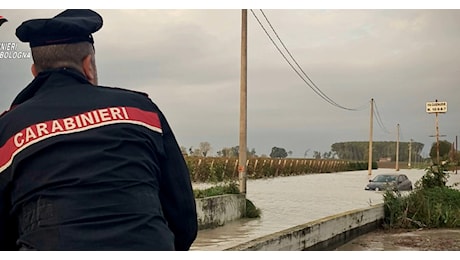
[[10, 68, 91, 108]]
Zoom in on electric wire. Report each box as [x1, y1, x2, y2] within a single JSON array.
[[258, 10, 355, 111], [253, 10, 397, 140], [399, 125, 405, 142], [373, 100, 391, 135], [250, 9, 337, 108], [251, 9, 367, 111]]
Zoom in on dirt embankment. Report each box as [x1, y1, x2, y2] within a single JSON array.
[[336, 228, 460, 251]]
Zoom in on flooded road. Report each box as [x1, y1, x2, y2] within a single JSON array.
[[190, 168, 429, 250]]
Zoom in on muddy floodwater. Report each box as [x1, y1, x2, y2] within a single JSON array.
[[191, 168, 457, 251]]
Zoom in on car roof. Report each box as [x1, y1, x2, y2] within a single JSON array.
[[372, 174, 405, 180]]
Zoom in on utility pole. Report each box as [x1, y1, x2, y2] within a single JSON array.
[[368, 98, 374, 177], [238, 9, 248, 194], [426, 99, 447, 165], [430, 110, 446, 165], [435, 110, 440, 165], [395, 123, 400, 171], [408, 139, 412, 169]]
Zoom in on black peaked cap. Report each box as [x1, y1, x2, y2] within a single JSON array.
[[16, 9, 103, 47]]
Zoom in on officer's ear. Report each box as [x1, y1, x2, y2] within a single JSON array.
[[31, 64, 38, 77], [82, 54, 96, 85]]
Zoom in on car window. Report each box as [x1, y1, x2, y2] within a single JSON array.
[[374, 175, 387, 182], [374, 175, 396, 182]]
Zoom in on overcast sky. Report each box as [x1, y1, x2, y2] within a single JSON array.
[[1, 5, 459, 158]]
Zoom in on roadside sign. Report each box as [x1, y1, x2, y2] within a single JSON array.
[[426, 101, 447, 113]]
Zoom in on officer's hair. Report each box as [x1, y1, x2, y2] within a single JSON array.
[[31, 42, 95, 73]]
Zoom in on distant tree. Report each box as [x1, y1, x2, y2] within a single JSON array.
[[313, 151, 321, 159], [270, 147, 288, 158], [217, 148, 229, 157], [218, 146, 239, 158], [191, 148, 201, 157], [249, 148, 257, 158], [288, 151, 293, 157], [322, 151, 333, 159], [180, 146, 188, 156], [231, 146, 239, 157], [429, 140, 453, 164], [217, 146, 256, 158], [199, 141, 212, 157], [331, 141, 424, 161]]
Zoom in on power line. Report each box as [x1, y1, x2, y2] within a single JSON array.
[[373, 100, 391, 135], [251, 9, 367, 111], [258, 10, 352, 110], [373, 100, 407, 142], [399, 126, 405, 142]]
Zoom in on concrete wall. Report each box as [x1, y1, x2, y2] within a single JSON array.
[[195, 194, 246, 230], [224, 204, 385, 251]]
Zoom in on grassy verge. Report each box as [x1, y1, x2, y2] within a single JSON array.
[[193, 182, 240, 198], [383, 164, 460, 229], [193, 181, 261, 218]]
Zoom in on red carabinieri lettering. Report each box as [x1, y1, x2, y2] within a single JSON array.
[[0, 106, 162, 173]]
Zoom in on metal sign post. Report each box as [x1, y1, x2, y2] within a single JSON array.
[[426, 100, 447, 165]]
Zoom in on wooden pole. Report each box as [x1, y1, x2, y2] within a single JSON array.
[[395, 124, 400, 171], [436, 111, 440, 165], [238, 9, 248, 194], [368, 98, 374, 176], [456, 135, 458, 174], [408, 139, 412, 169]]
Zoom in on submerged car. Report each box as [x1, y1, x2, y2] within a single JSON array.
[[365, 173, 413, 191]]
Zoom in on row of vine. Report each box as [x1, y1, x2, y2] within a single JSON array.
[[185, 157, 375, 183]]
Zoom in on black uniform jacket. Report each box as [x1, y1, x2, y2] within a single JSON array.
[[0, 68, 197, 250]]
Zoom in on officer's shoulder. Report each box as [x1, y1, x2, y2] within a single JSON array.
[[0, 105, 17, 119], [0, 109, 8, 118], [99, 85, 149, 98]]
